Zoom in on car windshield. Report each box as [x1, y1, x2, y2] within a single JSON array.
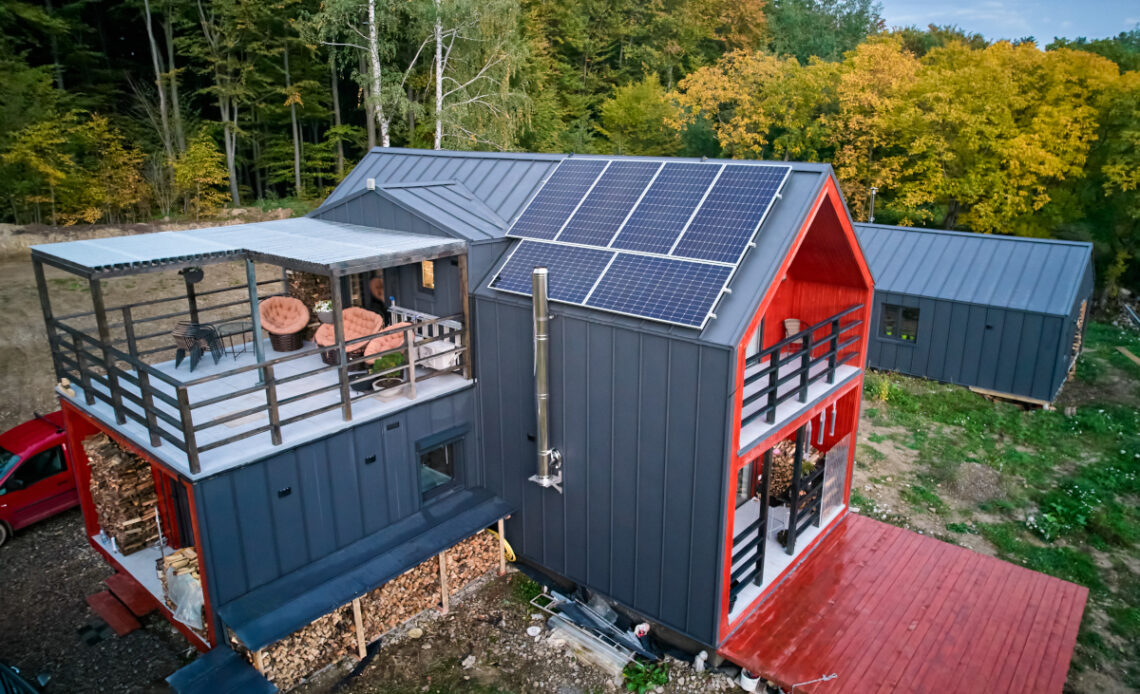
[[0, 446, 20, 481]]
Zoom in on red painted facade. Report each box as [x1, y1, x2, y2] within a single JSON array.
[[718, 176, 875, 641]]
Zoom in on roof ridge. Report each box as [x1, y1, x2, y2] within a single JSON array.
[[854, 222, 1092, 249]]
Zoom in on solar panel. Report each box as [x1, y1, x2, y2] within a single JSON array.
[[557, 161, 661, 247], [611, 163, 721, 254], [672, 164, 789, 263], [586, 254, 733, 328], [491, 240, 614, 304], [508, 159, 608, 240]]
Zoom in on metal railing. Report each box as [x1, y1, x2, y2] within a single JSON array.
[[741, 304, 864, 427], [729, 448, 772, 611], [783, 424, 825, 556], [47, 309, 468, 474]]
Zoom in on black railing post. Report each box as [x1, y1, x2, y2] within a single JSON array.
[[828, 318, 840, 384], [176, 386, 200, 474], [32, 259, 64, 381], [798, 332, 812, 403], [754, 448, 773, 586], [765, 357, 778, 424], [123, 306, 161, 447], [75, 336, 94, 405], [785, 424, 806, 556], [264, 364, 282, 445], [90, 278, 126, 424], [330, 274, 352, 421]]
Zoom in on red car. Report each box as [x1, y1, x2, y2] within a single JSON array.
[[0, 411, 79, 545]]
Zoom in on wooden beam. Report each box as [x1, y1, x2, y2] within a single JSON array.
[[183, 270, 200, 324], [497, 518, 507, 576], [968, 386, 1050, 408], [90, 277, 126, 424], [1117, 346, 1140, 369], [438, 551, 449, 614], [32, 258, 64, 381], [251, 649, 265, 674], [246, 259, 266, 382], [352, 598, 367, 659], [330, 275, 352, 421]]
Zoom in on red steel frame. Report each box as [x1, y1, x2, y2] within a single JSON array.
[[717, 176, 875, 643], [61, 400, 216, 651]]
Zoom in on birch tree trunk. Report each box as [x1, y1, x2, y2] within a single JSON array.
[[143, 0, 174, 160], [433, 0, 443, 150], [329, 50, 344, 176], [284, 44, 303, 196], [219, 94, 241, 204], [366, 0, 390, 147], [360, 51, 376, 149]]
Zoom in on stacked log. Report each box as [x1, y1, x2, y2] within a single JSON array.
[[83, 434, 158, 555], [156, 547, 200, 610], [246, 530, 501, 690], [766, 439, 825, 499]]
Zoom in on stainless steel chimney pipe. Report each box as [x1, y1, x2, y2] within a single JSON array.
[[530, 267, 562, 491]]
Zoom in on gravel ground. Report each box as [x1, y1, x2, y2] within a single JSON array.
[[0, 510, 192, 692]]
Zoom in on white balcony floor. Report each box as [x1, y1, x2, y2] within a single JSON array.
[[728, 498, 845, 623], [63, 336, 471, 479], [739, 354, 859, 455]]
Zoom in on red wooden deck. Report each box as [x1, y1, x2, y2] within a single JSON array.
[[719, 514, 1087, 694]]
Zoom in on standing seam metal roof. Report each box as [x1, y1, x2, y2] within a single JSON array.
[[854, 223, 1093, 315]]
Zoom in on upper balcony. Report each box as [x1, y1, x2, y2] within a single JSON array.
[[30, 219, 473, 478]]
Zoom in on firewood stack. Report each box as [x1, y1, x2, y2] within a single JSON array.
[[766, 439, 825, 499], [246, 607, 356, 691], [244, 530, 502, 689], [156, 547, 200, 610], [83, 434, 158, 555]]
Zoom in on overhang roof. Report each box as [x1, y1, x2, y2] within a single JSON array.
[[216, 487, 512, 652], [30, 218, 465, 278], [855, 223, 1093, 316]]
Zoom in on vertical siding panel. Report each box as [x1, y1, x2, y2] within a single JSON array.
[[198, 477, 248, 604], [634, 335, 668, 613], [296, 443, 336, 561], [264, 451, 308, 574], [562, 317, 589, 581], [1013, 313, 1044, 397], [354, 422, 390, 533], [609, 328, 641, 607], [975, 307, 1005, 389], [958, 305, 987, 386], [925, 301, 952, 381], [994, 310, 1024, 394], [660, 341, 698, 626], [231, 464, 280, 589], [327, 432, 365, 547], [586, 323, 614, 593]]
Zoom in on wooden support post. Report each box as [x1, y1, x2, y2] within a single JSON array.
[[265, 364, 282, 445], [457, 254, 472, 380], [405, 327, 417, 400], [252, 649, 265, 674], [183, 270, 200, 324], [497, 518, 507, 576], [330, 274, 352, 421], [755, 449, 772, 585], [125, 306, 161, 447], [786, 424, 806, 556], [32, 259, 64, 381], [90, 277, 126, 424], [352, 598, 367, 659], [438, 551, 449, 614], [177, 386, 200, 475]]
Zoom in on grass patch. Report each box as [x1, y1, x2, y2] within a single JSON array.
[[857, 443, 886, 464], [900, 483, 946, 513], [945, 522, 978, 534], [979, 523, 1103, 591], [49, 277, 87, 291], [507, 573, 543, 605]]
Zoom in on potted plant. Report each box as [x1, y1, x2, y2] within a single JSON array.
[[370, 352, 408, 398], [313, 299, 333, 324]]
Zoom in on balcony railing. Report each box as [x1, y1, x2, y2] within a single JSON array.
[[48, 303, 467, 474], [741, 304, 864, 428]]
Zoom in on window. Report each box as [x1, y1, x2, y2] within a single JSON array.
[[419, 260, 435, 291], [416, 426, 465, 499], [880, 304, 919, 342], [1, 446, 64, 494]]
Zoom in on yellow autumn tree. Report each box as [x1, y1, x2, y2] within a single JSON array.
[[673, 50, 840, 161], [827, 37, 919, 222], [885, 41, 1119, 231], [174, 129, 230, 221]]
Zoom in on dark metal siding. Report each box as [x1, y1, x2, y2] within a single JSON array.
[[383, 256, 463, 317], [473, 293, 732, 647], [312, 191, 453, 238], [1049, 261, 1096, 400], [867, 292, 1066, 401], [194, 388, 478, 608]]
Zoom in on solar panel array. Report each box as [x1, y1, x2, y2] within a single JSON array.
[[493, 157, 790, 328]]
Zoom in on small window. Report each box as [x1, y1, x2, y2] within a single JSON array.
[[880, 304, 919, 343], [418, 438, 459, 498], [419, 260, 435, 291]]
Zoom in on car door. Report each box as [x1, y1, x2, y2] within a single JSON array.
[[0, 445, 72, 530]]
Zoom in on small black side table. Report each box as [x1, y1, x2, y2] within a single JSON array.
[[213, 320, 252, 360]]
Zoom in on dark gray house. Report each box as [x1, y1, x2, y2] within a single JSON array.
[[855, 223, 1094, 404], [26, 148, 881, 689]]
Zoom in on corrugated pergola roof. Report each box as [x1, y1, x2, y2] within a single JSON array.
[[30, 218, 465, 278], [855, 223, 1093, 316]]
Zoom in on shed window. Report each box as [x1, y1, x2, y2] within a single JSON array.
[[420, 260, 435, 291], [881, 304, 919, 342], [417, 427, 465, 499]]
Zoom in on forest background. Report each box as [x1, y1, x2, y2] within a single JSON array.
[[1, 0, 1137, 296]]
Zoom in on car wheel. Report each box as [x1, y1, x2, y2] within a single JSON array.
[[0, 522, 9, 547]]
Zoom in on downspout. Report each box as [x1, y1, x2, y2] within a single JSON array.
[[530, 267, 562, 492]]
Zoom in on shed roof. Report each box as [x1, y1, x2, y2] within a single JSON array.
[[855, 223, 1093, 316], [30, 218, 464, 278]]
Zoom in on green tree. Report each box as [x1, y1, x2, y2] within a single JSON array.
[[597, 75, 680, 155], [765, 0, 883, 63], [174, 129, 229, 220]]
